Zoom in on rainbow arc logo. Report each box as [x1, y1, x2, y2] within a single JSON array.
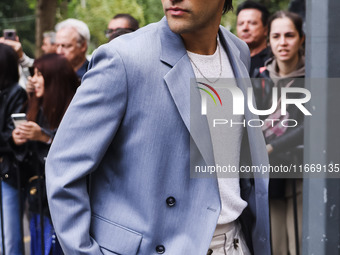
[[197, 82, 222, 106], [197, 82, 222, 115], [195, 81, 312, 117]]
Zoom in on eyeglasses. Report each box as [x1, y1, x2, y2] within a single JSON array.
[[104, 28, 134, 38]]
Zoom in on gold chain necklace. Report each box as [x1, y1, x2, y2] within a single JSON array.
[[188, 41, 222, 84]]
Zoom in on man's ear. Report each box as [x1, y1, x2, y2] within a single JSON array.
[[80, 41, 88, 53], [263, 25, 268, 37]]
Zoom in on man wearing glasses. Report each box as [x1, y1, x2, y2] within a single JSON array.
[[105, 14, 139, 40]]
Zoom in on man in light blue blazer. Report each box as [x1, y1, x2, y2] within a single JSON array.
[[46, 0, 270, 254]]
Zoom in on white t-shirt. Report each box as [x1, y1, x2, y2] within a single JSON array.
[[187, 36, 247, 227]]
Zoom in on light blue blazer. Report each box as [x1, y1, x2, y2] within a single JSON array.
[[46, 17, 270, 255]]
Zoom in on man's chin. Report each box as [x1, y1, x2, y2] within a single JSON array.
[[166, 17, 191, 34], [241, 38, 253, 45], [247, 41, 263, 50]]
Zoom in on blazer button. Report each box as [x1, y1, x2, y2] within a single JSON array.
[[207, 248, 213, 255], [166, 196, 176, 207], [156, 245, 165, 254]]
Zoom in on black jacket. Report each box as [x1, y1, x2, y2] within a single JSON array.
[[256, 57, 305, 158], [12, 108, 56, 215], [0, 83, 27, 187], [255, 57, 306, 198]]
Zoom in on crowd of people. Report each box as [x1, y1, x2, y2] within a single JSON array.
[[0, 13, 138, 255], [236, 3, 305, 255], [0, 1, 305, 254]]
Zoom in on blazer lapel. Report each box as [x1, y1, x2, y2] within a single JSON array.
[[159, 18, 215, 167], [219, 28, 269, 177], [218, 28, 249, 79], [219, 28, 255, 128]]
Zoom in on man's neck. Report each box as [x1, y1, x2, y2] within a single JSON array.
[[249, 41, 267, 57], [181, 27, 219, 55], [73, 56, 87, 72]]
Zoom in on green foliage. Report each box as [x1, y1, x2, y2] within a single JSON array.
[[66, 0, 145, 52], [222, 0, 291, 33], [63, 0, 290, 50], [0, 0, 292, 56], [0, 0, 35, 57], [25, 0, 36, 9], [136, 0, 164, 24], [257, 0, 291, 14]]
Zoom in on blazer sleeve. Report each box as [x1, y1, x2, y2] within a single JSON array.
[[45, 44, 128, 254]]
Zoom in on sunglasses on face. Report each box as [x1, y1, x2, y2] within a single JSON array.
[[104, 28, 135, 38]]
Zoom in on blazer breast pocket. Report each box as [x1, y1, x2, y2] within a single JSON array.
[[100, 247, 120, 255], [90, 214, 143, 255]]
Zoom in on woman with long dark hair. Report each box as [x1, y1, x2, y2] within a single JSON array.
[[0, 43, 27, 255], [256, 11, 305, 255], [12, 53, 79, 255]]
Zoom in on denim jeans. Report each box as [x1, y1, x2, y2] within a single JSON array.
[[30, 213, 63, 255], [0, 181, 23, 255]]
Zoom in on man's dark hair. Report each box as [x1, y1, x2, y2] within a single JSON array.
[[223, 0, 233, 14], [236, 1, 270, 26], [113, 14, 139, 31]]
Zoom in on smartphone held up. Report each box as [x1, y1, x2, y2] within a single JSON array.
[[3, 29, 17, 41]]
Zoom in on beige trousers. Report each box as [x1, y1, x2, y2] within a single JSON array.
[[270, 179, 303, 255], [207, 221, 251, 255]]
